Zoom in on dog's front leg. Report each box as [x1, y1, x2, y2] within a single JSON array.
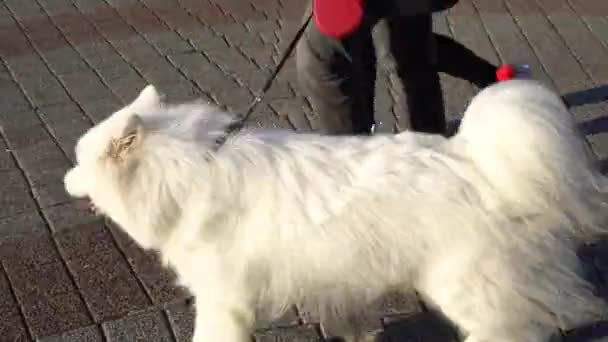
[[191, 295, 253, 342]]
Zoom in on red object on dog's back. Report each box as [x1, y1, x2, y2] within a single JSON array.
[[313, 0, 364, 39], [496, 65, 515, 82]]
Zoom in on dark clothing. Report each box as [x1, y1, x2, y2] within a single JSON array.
[[296, 0, 497, 135]]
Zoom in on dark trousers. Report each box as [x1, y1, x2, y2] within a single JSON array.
[[296, 6, 498, 135]]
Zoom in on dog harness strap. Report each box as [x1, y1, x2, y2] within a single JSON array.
[[313, 0, 364, 39]]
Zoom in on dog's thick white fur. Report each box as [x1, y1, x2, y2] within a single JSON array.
[[64, 80, 608, 342]]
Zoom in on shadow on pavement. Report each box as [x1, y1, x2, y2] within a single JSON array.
[[379, 310, 460, 341], [562, 85, 608, 108]]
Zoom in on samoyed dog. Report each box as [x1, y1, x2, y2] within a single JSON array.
[[64, 80, 607, 342]]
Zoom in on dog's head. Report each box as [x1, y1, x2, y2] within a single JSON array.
[[64, 85, 159, 237], [64, 85, 240, 248]]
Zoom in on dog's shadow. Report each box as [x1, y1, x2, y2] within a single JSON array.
[[377, 310, 462, 342], [562, 85, 608, 108], [338, 241, 608, 342]]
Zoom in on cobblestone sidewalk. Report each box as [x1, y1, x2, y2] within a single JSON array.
[[1, 0, 608, 340]]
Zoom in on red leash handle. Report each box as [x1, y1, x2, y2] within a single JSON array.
[[313, 0, 364, 39]]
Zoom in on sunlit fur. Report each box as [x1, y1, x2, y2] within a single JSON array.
[[64, 80, 608, 342]]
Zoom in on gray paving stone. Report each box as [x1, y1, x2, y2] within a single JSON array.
[[37, 324, 104, 342], [96, 61, 141, 85], [55, 224, 151, 322], [245, 20, 280, 45], [20, 290, 92, 339], [156, 79, 206, 104], [239, 41, 276, 70], [0, 79, 32, 114], [10, 257, 75, 299], [0, 109, 41, 132], [246, 104, 294, 129], [4, 53, 51, 80], [2, 121, 53, 150], [36, 0, 75, 16], [112, 36, 160, 62], [168, 51, 213, 78], [179, 0, 229, 26], [141, 0, 203, 36], [75, 41, 126, 70], [42, 201, 100, 234], [13, 139, 71, 187], [20, 18, 66, 53], [0, 138, 16, 172], [207, 47, 257, 81], [85, 9, 137, 43], [569, 0, 608, 52], [71, 0, 107, 14], [1, 233, 92, 339], [110, 226, 189, 305], [4, 0, 45, 19], [17, 73, 73, 107], [103, 310, 175, 342], [101, 73, 148, 106], [0, 211, 48, 240], [136, 59, 189, 85], [165, 303, 195, 342], [37, 103, 92, 157], [220, 23, 260, 47], [39, 47, 90, 75], [48, 7, 98, 40], [37, 101, 90, 128], [189, 30, 230, 54], [145, 31, 194, 55], [449, 0, 500, 67], [0, 266, 31, 342], [269, 97, 313, 132], [57, 70, 115, 103], [588, 133, 608, 160], [213, 0, 266, 22], [504, 0, 592, 93], [0, 170, 37, 219], [111, 2, 163, 34], [32, 182, 73, 209], [78, 96, 123, 123], [536, 0, 608, 85]]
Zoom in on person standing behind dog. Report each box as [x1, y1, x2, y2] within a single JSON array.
[[296, 0, 521, 136]]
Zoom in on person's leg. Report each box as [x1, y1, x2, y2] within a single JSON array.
[[433, 34, 498, 88], [388, 14, 446, 135], [296, 3, 377, 135]]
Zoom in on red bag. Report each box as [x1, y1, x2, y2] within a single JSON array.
[[313, 0, 364, 39]]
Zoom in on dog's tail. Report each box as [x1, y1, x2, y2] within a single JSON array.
[[458, 80, 608, 237]]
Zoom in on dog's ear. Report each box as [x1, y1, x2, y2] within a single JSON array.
[[131, 84, 161, 111], [108, 114, 144, 161]]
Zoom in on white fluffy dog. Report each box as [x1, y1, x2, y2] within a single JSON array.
[[64, 80, 608, 342]]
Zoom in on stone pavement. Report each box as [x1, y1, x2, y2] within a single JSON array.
[[0, 0, 608, 340]]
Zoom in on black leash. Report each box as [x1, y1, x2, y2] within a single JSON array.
[[216, 13, 313, 147]]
